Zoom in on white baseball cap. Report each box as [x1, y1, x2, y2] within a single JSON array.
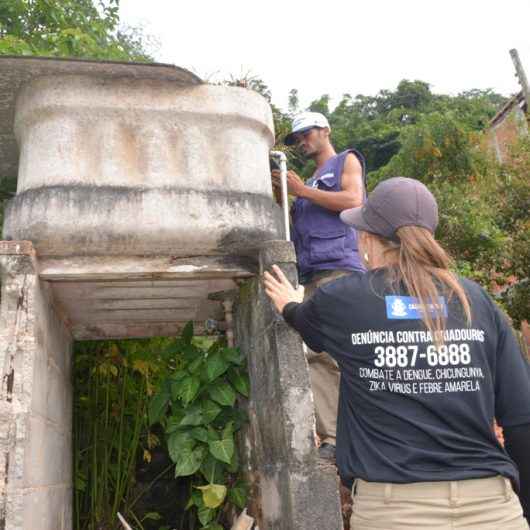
[[284, 112, 330, 145]]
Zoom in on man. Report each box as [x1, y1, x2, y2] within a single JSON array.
[[271, 111, 366, 461]]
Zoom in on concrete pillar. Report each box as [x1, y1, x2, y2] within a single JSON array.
[[0, 241, 73, 530], [234, 240, 343, 530]]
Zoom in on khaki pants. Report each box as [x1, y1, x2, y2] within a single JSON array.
[[304, 270, 351, 445], [350, 476, 529, 530]]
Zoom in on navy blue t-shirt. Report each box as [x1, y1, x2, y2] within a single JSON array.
[[283, 268, 530, 489]]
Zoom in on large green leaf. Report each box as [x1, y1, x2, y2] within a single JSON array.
[[228, 369, 250, 397], [165, 410, 185, 434], [198, 506, 215, 527], [227, 444, 239, 473], [221, 347, 244, 366], [181, 321, 194, 345], [212, 407, 248, 431], [207, 380, 236, 407], [182, 343, 201, 363], [167, 431, 196, 463], [163, 339, 184, 357], [201, 399, 222, 424], [190, 426, 209, 443], [148, 390, 170, 425], [208, 436, 234, 465], [187, 356, 204, 374], [207, 426, 220, 441], [170, 369, 188, 381], [200, 454, 225, 484], [206, 353, 229, 382], [174, 446, 205, 477], [179, 407, 203, 427], [171, 375, 201, 405], [207, 340, 222, 354], [203, 524, 224, 530], [196, 484, 227, 509], [228, 481, 248, 509], [186, 489, 204, 510]]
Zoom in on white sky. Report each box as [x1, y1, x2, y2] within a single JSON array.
[[120, 0, 530, 111]]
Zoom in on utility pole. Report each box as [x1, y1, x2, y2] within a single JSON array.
[[510, 48, 530, 113]]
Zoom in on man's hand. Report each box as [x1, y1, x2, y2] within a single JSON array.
[[271, 169, 307, 198], [263, 265, 304, 313], [285, 170, 307, 197]]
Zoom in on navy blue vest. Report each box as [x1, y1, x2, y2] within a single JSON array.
[[291, 149, 366, 283]]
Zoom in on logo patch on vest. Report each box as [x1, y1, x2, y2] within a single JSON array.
[[385, 296, 448, 319], [313, 172, 335, 188]]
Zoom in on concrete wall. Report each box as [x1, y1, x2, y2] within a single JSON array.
[[3, 75, 283, 258], [234, 241, 343, 530], [0, 242, 73, 530]]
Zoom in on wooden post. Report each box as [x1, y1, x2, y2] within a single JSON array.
[[510, 48, 530, 112]]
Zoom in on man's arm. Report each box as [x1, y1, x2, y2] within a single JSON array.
[[504, 423, 530, 522], [287, 153, 364, 212]]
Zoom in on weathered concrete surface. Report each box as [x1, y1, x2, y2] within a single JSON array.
[[0, 55, 202, 184], [0, 241, 73, 530], [234, 240, 343, 530], [36, 255, 253, 340], [3, 74, 283, 257]]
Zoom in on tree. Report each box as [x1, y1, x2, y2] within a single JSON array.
[[0, 0, 154, 61]]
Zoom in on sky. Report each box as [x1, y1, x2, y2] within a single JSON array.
[[119, 0, 530, 112]]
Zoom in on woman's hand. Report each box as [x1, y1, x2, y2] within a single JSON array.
[[263, 264, 304, 313]]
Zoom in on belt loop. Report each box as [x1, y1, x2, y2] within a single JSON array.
[[449, 481, 458, 507], [384, 483, 392, 504], [503, 477, 512, 501]]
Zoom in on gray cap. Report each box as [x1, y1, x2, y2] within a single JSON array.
[[340, 177, 438, 240]]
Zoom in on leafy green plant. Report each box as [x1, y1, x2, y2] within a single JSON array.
[[148, 322, 250, 529], [73, 338, 175, 530]]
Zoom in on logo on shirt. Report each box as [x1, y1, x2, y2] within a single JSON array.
[[390, 298, 408, 317], [312, 172, 335, 188], [385, 296, 448, 320]]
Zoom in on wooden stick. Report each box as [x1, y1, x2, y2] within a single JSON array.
[[117, 512, 134, 530]]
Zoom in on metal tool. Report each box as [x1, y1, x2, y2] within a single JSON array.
[[270, 151, 290, 241]]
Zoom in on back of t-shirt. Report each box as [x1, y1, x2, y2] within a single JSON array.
[[290, 269, 530, 489]]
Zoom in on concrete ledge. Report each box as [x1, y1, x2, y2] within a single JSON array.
[[38, 255, 257, 281], [4, 187, 284, 257]]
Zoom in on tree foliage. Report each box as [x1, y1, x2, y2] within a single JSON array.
[[0, 0, 154, 60]]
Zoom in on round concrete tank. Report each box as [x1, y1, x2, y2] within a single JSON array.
[[3, 74, 283, 257]]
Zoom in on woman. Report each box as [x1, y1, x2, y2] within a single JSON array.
[[264, 177, 530, 529]]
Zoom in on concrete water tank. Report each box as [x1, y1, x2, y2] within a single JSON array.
[[3, 68, 282, 257]]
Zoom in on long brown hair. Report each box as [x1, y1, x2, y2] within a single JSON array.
[[376, 226, 471, 345]]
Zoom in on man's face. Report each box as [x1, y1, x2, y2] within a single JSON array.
[[294, 127, 328, 158]]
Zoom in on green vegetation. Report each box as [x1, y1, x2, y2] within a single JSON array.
[[0, 0, 153, 60], [74, 325, 249, 530], [0, 2, 528, 527]]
